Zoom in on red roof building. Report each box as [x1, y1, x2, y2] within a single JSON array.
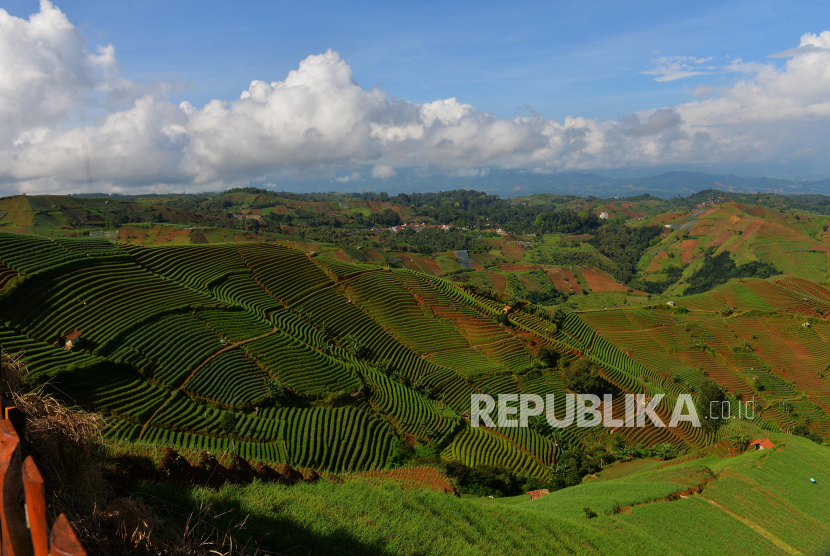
[[749, 438, 775, 450], [528, 489, 550, 501]]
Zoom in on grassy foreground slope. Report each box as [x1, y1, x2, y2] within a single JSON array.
[[139, 433, 829, 555]]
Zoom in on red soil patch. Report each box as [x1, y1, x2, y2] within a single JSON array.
[[519, 275, 540, 291], [344, 466, 456, 495], [583, 268, 627, 292], [545, 269, 570, 294], [490, 272, 507, 293], [737, 220, 763, 240], [562, 234, 592, 241], [361, 248, 386, 264], [398, 253, 424, 272], [705, 231, 733, 249], [500, 240, 525, 259], [680, 238, 698, 263], [331, 250, 352, 263], [646, 250, 669, 272], [422, 257, 442, 275], [561, 269, 583, 295]]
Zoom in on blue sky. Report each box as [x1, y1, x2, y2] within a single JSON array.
[[2, 0, 830, 193], [4, 0, 824, 120]]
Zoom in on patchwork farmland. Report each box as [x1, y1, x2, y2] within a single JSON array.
[[2, 230, 830, 479]]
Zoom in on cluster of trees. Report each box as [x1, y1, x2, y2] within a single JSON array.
[[528, 220, 670, 291], [587, 222, 664, 283], [378, 190, 566, 233], [503, 270, 568, 306], [385, 228, 488, 255], [685, 250, 779, 295], [564, 359, 616, 396], [443, 462, 544, 497], [792, 424, 824, 444], [534, 210, 600, 235]]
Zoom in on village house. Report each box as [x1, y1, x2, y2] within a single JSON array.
[[528, 489, 550, 501], [749, 438, 774, 451], [57, 329, 82, 350]]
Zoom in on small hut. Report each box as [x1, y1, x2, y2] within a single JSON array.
[[59, 329, 82, 350], [749, 438, 774, 451], [528, 489, 550, 501]]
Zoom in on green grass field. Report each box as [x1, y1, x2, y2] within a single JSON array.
[[134, 433, 829, 555]]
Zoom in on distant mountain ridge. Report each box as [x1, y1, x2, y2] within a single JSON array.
[[56, 170, 830, 200], [252, 169, 830, 199]]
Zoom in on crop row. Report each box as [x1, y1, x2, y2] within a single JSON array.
[[236, 244, 332, 305], [293, 286, 435, 378], [53, 237, 124, 257], [475, 337, 534, 375], [0, 261, 17, 290], [209, 274, 279, 318], [270, 307, 331, 349], [347, 271, 471, 354], [2, 261, 219, 345], [395, 272, 512, 346], [83, 375, 168, 423], [365, 370, 456, 442], [109, 313, 223, 385], [0, 328, 98, 375], [490, 426, 558, 466], [0, 233, 126, 274], [197, 308, 271, 341], [185, 349, 269, 407], [428, 349, 505, 379], [441, 426, 546, 476], [242, 332, 361, 395], [122, 244, 247, 289], [276, 406, 394, 471], [313, 256, 379, 280]]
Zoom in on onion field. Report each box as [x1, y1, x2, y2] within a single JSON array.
[[2, 231, 830, 476]]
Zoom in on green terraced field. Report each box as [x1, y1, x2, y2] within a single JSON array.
[[2, 231, 829, 480]]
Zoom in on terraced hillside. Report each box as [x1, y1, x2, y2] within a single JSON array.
[[1, 232, 829, 476], [638, 201, 830, 291]]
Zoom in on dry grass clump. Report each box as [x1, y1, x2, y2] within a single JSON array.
[[73, 497, 263, 555], [13, 389, 111, 519], [0, 346, 26, 393]]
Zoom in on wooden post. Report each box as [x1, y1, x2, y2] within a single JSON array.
[[0, 419, 28, 555], [21, 458, 47, 556], [47, 515, 85, 556]]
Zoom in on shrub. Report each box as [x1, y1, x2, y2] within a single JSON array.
[[565, 359, 614, 396]]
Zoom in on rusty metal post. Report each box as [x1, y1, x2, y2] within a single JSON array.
[[0, 419, 28, 555], [21, 458, 47, 556]]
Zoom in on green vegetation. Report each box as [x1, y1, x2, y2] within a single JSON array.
[[685, 250, 780, 295], [130, 433, 830, 555], [4, 190, 830, 554]]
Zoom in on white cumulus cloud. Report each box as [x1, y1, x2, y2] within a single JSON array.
[[2, 2, 830, 194]]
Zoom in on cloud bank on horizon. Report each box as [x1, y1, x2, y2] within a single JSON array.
[[3, 2, 830, 194]]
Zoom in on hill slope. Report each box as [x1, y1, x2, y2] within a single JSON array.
[[1, 232, 829, 475]]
